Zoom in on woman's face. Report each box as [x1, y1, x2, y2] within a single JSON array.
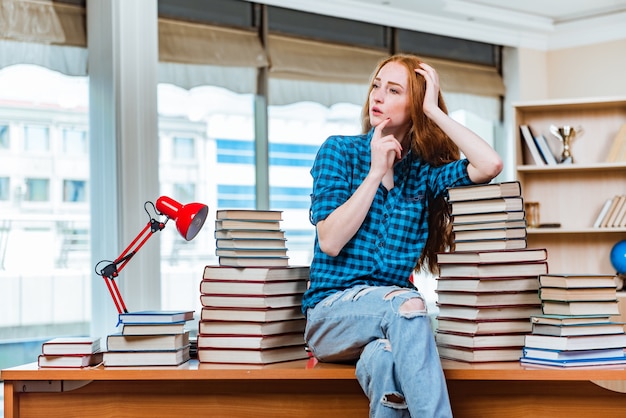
[[368, 61, 411, 138]]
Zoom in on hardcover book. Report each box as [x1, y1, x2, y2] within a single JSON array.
[[215, 248, 288, 257], [41, 337, 101, 356], [215, 219, 281, 231], [436, 304, 542, 320], [540, 300, 620, 316], [447, 181, 521, 202], [121, 322, 187, 336], [438, 261, 548, 278], [103, 345, 191, 367], [452, 210, 525, 225], [200, 293, 302, 309], [436, 291, 541, 307], [538, 274, 618, 289], [436, 248, 547, 264], [449, 197, 524, 216], [117, 310, 194, 325], [106, 331, 190, 351], [437, 344, 523, 363], [451, 219, 526, 231], [200, 306, 305, 322], [196, 345, 308, 364], [198, 318, 306, 336], [216, 238, 287, 249], [202, 265, 310, 282], [436, 318, 532, 335], [197, 332, 305, 350], [530, 322, 625, 337], [523, 333, 626, 351], [521, 346, 626, 361], [436, 277, 540, 293], [216, 209, 283, 221], [452, 238, 527, 252], [538, 287, 619, 302], [436, 331, 526, 348], [218, 256, 289, 268], [452, 227, 527, 242], [214, 229, 286, 240], [38, 352, 104, 368], [200, 278, 307, 296]]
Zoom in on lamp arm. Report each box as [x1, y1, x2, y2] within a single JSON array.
[[96, 218, 166, 314]]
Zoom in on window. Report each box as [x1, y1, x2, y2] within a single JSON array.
[[172, 136, 195, 160], [0, 124, 9, 149], [63, 179, 87, 202], [62, 128, 88, 155], [24, 125, 50, 152], [172, 182, 196, 204], [25, 178, 50, 201], [0, 176, 9, 200]]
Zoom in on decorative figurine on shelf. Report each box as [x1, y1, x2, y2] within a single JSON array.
[[610, 240, 626, 291], [549, 125, 583, 164]]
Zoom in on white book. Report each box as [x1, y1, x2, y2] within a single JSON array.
[[520, 125, 545, 166]]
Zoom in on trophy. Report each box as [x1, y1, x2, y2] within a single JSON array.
[[549, 125, 583, 164]]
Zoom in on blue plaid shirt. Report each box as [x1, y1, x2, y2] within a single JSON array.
[[302, 129, 473, 312]]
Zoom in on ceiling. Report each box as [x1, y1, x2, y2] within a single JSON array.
[[257, 0, 626, 50]]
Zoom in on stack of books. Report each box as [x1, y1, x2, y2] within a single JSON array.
[[197, 265, 310, 364], [435, 248, 547, 362], [435, 181, 548, 363], [447, 181, 527, 252], [102, 310, 194, 367], [38, 337, 102, 368], [520, 273, 626, 367], [215, 209, 289, 267]]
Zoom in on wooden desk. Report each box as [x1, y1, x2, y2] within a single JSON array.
[[2, 359, 626, 417]]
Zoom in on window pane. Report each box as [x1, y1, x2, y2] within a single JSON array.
[[0, 65, 90, 370], [173, 136, 195, 159], [24, 125, 50, 152], [0, 176, 9, 200], [25, 178, 50, 201], [0, 124, 9, 148], [62, 128, 88, 155], [63, 179, 87, 202]]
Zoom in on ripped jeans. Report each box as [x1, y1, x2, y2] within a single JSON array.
[[304, 285, 452, 418]]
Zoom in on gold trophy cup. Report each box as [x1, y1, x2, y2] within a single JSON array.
[[549, 125, 583, 164]]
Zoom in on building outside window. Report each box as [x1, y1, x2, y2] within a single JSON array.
[[24, 125, 49, 152], [62, 128, 88, 155], [24, 178, 49, 202], [0, 124, 8, 149], [63, 179, 87, 202]]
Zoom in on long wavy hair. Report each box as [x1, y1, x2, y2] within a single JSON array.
[[361, 54, 461, 273]]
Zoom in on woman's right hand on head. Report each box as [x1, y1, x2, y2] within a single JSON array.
[[370, 118, 402, 178]]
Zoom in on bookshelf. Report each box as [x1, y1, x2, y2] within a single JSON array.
[[513, 97, 626, 274]]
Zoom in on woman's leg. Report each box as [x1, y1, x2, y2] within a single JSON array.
[[305, 285, 452, 417]]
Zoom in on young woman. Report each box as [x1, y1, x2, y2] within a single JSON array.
[[302, 54, 502, 417]]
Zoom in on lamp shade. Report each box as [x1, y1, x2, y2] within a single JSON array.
[[156, 196, 209, 241]]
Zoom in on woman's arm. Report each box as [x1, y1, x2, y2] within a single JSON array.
[[415, 63, 503, 184], [316, 119, 401, 257]]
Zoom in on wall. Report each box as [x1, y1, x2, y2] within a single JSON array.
[[547, 39, 626, 99]]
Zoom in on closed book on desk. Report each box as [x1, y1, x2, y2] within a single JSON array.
[[436, 331, 526, 348], [215, 248, 288, 258], [520, 356, 626, 368], [524, 333, 626, 351], [450, 197, 523, 216], [541, 300, 620, 316], [200, 306, 305, 322], [106, 331, 190, 351], [531, 321, 625, 337], [538, 274, 618, 289], [203, 265, 309, 282], [38, 352, 103, 368], [521, 346, 626, 361], [218, 256, 289, 268], [200, 279, 307, 296], [197, 345, 308, 364], [451, 219, 527, 232], [452, 238, 527, 252], [437, 304, 542, 320], [437, 344, 523, 362], [199, 319, 306, 336], [215, 219, 281, 231], [103, 346, 190, 367], [438, 261, 547, 278], [121, 322, 187, 336], [200, 293, 302, 309], [197, 332, 305, 350], [452, 210, 525, 225], [436, 277, 540, 293], [216, 238, 287, 249], [436, 291, 540, 307], [215, 229, 286, 240], [448, 181, 521, 202], [41, 337, 101, 355], [436, 318, 532, 335], [117, 310, 194, 325], [216, 209, 283, 221], [539, 287, 618, 302], [453, 227, 527, 242]]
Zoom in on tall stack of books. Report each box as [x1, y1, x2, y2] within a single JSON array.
[[215, 209, 289, 267], [520, 274, 626, 367], [38, 337, 103, 368], [197, 265, 310, 364], [435, 181, 548, 362], [102, 310, 194, 367]]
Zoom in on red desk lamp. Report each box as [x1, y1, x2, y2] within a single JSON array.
[[95, 196, 208, 314]]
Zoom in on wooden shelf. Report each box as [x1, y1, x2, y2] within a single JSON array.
[[514, 97, 626, 275]]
